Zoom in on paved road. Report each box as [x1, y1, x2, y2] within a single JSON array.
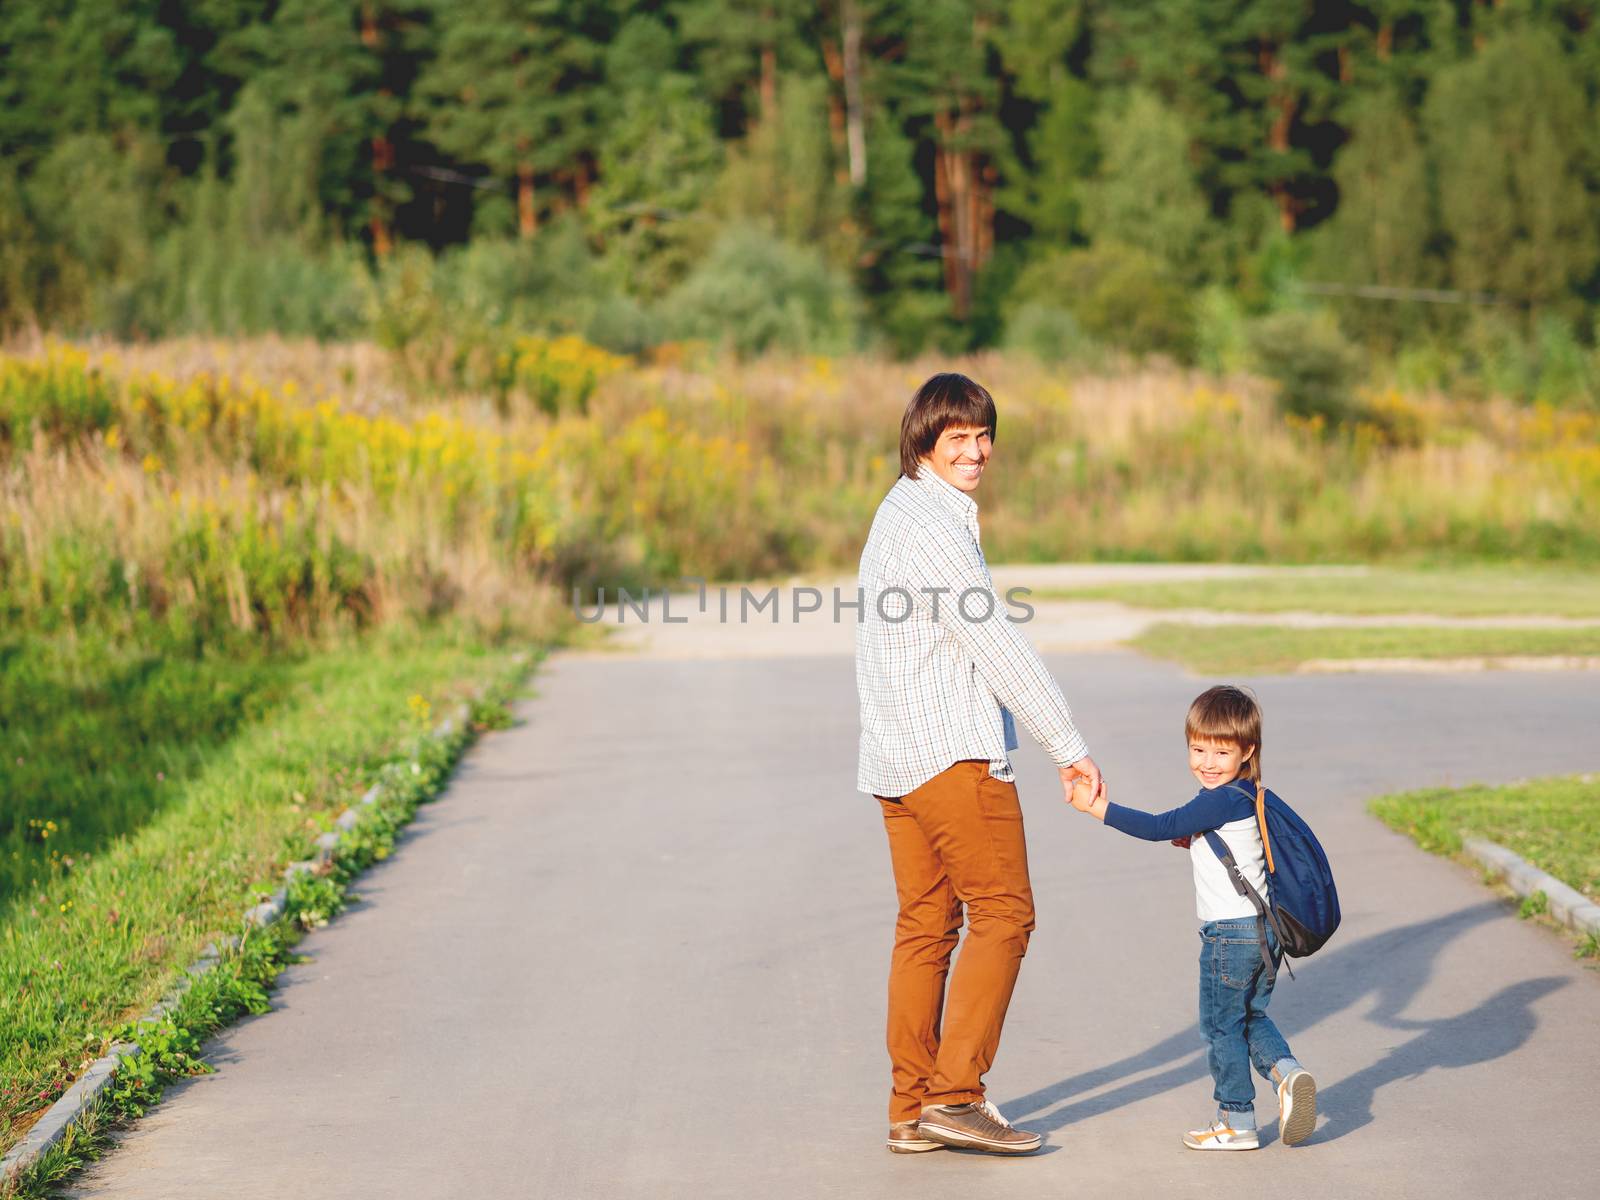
[[69, 640, 1600, 1199]]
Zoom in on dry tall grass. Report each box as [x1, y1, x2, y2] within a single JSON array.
[[3, 337, 1595, 657]]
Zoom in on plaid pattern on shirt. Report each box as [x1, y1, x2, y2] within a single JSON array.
[[855, 469, 1088, 797]]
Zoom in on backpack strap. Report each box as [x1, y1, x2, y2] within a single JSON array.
[[1255, 781, 1275, 874], [1202, 830, 1284, 982]]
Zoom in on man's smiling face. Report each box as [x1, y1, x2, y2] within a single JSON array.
[[922, 423, 992, 493]]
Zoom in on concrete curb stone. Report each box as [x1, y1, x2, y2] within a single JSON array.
[[1464, 838, 1600, 939]]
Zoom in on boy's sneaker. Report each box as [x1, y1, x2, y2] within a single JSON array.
[[1182, 1119, 1260, 1151], [1276, 1067, 1318, 1146]]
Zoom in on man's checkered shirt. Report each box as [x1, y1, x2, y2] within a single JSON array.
[[855, 468, 1088, 797]]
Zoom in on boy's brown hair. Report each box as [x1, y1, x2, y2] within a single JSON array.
[[1185, 684, 1262, 782], [900, 373, 998, 479]]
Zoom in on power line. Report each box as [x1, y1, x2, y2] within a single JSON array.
[[1300, 281, 1504, 305]]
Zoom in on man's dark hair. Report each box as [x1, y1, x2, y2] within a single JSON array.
[[899, 373, 998, 479]]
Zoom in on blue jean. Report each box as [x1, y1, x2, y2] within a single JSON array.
[[1198, 917, 1293, 1113]]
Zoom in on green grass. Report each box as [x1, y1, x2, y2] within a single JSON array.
[[1, 692, 516, 1199], [1037, 565, 1600, 618], [0, 623, 536, 1157], [1, 635, 299, 900], [1131, 622, 1600, 674], [1370, 775, 1600, 907]]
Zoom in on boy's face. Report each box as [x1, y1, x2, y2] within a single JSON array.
[[922, 424, 992, 493], [1189, 737, 1253, 790]]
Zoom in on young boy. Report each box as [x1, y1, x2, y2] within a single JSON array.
[[1070, 684, 1317, 1149]]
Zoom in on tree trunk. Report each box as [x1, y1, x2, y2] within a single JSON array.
[[361, 4, 391, 258], [760, 34, 778, 125], [932, 114, 958, 308], [842, 0, 867, 185], [1376, 22, 1393, 61], [820, 37, 849, 183], [518, 159, 538, 238], [1259, 43, 1297, 233], [574, 155, 592, 209], [370, 133, 394, 257], [977, 159, 995, 268], [934, 108, 985, 320]]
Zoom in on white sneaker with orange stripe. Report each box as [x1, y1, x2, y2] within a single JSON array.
[[1276, 1067, 1317, 1145], [1182, 1119, 1260, 1151]]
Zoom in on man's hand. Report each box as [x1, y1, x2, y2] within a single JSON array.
[[1060, 755, 1103, 807], [1170, 835, 1192, 849], [1068, 775, 1109, 821]]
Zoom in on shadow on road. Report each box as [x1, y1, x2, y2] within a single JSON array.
[[1002, 902, 1569, 1139]]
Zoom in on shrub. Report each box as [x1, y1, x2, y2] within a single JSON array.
[[1009, 244, 1193, 360], [1003, 303, 1098, 364], [1194, 286, 1251, 375], [1247, 309, 1362, 424], [508, 334, 628, 417], [665, 226, 862, 357], [584, 293, 666, 356]]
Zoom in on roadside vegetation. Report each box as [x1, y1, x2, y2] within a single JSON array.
[[1, 666, 518, 1196], [0, 630, 528, 1159], [1370, 775, 1600, 957], [1037, 566, 1600, 619], [1130, 623, 1600, 675]]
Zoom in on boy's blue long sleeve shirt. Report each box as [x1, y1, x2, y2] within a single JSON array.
[[1102, 784, 1268, 921], [1104, 786, 1257, 841]]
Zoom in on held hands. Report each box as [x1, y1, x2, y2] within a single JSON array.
[[1066, 773, 1109, 822], [1060, 756, 1107, 820], [1059, 756, 1103, 813]]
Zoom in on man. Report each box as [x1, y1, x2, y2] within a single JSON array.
[[856, 372, 1102, 1156]]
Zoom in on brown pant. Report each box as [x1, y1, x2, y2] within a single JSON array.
[[877, 759, 1036, 1124]]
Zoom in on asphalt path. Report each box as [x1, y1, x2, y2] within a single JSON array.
[[68, 641, 1600, 1199]]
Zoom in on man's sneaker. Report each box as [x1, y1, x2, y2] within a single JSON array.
[[886, 1122, 944, 1154], [917, 1102, 1043, 1154], [1182, 1120, 1260, 1151], [1276, 1067, 1317, 1146]]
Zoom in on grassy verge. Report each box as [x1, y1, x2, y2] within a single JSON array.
[[1, 675, 517, 1198], [0, 622, 536, 1158], [1037, 565, 1600, 617], [1370, 775, 1600, 955], [1130, 622, 1600, 674]]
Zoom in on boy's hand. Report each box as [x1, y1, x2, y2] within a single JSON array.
[[1060, 756, 1103, 807], [1069, 776, 1108, 821], [1170, 835, 1192, 849]]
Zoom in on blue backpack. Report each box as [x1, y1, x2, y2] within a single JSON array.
[[1202, 781, 1340, 981]]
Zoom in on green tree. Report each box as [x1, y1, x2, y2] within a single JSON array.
[[220, 1, 435, 250], [589, 74, 723, 298], [1081, 89, 1212, 283], [23, 131, 167, 330], [1093, 1, 1339, 235], [892, 0, 1011, 320], [0, 167, 44, 327], [859, 106, 947, 353], [1424, 27, 1597, 311], [421, 0, 604, 238], [673, 0, 815, 125], [1310, 86, 1436, 343], [713, 73, 858, 269], [0, 0, 180, 172], [992, 0, 1095, 246]]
